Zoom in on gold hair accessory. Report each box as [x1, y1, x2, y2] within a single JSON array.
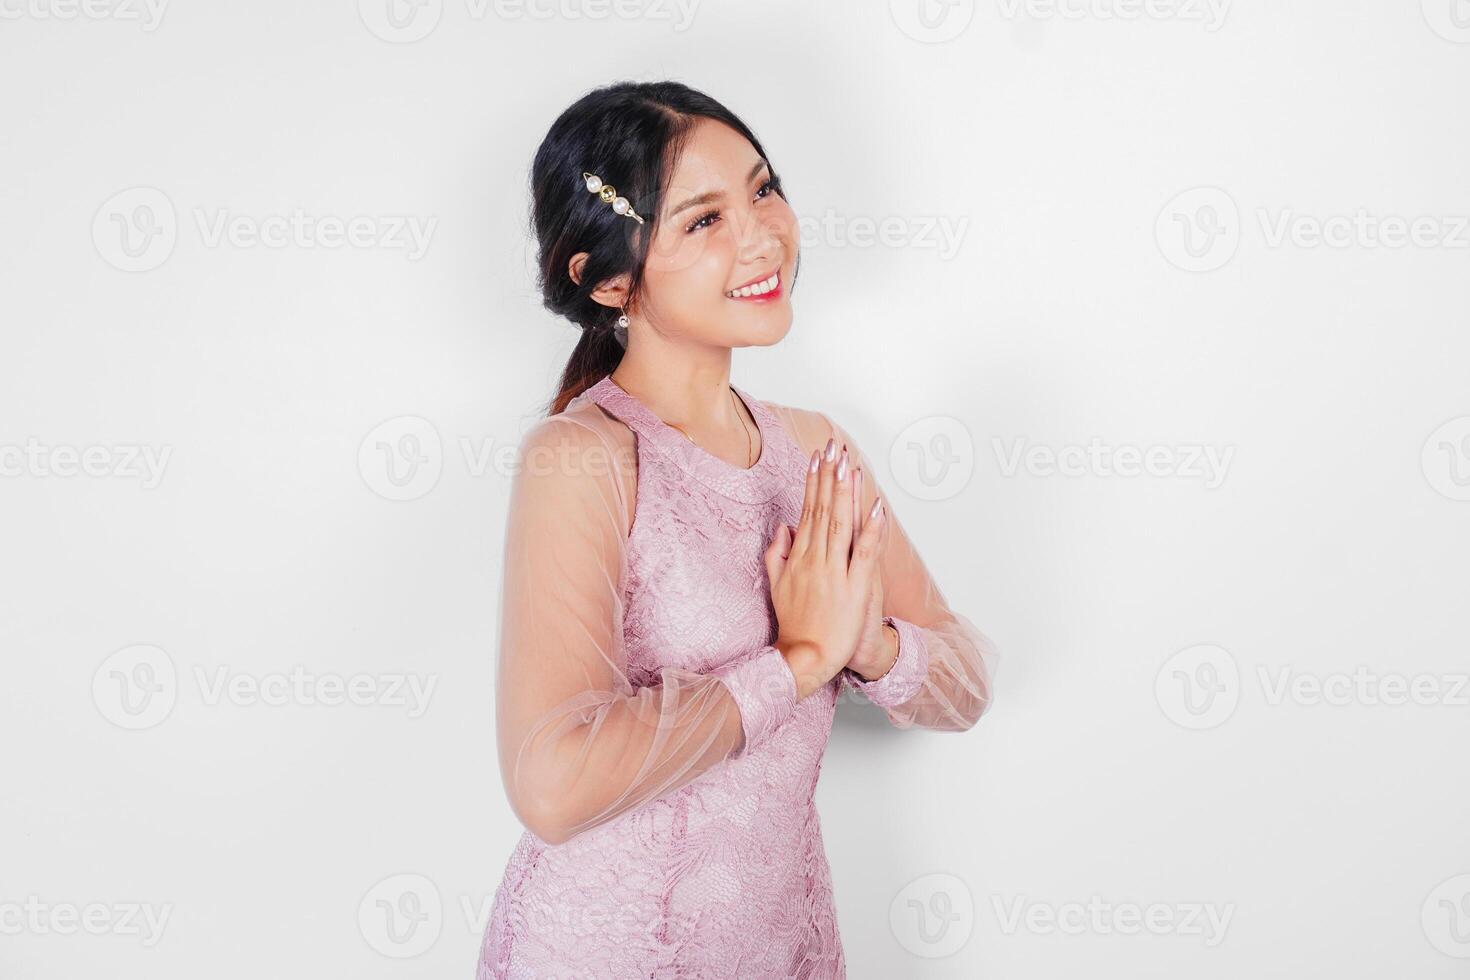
[[582, 172, 645, 225]]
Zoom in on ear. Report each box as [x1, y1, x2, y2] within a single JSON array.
[[589, 274, 632, 311], [568, 252, 633, 311]]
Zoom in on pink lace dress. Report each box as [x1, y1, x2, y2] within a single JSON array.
[[477, 375, 997, 979]]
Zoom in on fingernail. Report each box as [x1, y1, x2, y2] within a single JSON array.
[[809, 450, 820, 473], [823, 437, 836, 461], [836, 451, 847, 481], [869, 498, 882, 521]]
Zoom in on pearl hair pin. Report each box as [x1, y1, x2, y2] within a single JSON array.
[[582, 172, 645, 225]]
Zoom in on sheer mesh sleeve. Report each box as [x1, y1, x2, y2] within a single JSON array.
[[495, 406, 798, 847], [766, 403, 998, 732]]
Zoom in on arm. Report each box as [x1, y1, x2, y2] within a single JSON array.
[[769, 405, 998, 731], [496, 414, 798, 846]]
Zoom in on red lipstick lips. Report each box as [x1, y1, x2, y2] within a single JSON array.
[[725, 267, 782, 303]]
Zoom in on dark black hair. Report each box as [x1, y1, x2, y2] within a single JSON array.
[[530, 80, 789, 415]]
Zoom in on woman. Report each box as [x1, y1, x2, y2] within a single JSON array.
[[479, 80, 998, 979]]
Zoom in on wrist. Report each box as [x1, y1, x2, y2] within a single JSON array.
[[843, 616, 931, 708], [851, 622, 900, 682], [775, 638, 824, 700]]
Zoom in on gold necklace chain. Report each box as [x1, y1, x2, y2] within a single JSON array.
[[666, 388, 754, 468]]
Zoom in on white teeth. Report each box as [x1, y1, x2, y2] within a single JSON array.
[[727, 271, 779, 298]]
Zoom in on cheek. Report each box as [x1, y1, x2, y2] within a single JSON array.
[[769, 198, 800, 247], [645, 226, 734, 294]]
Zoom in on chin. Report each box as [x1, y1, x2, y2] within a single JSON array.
[[730, 309, 793, 348]]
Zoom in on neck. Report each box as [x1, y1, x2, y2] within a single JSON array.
[[608, 341, 742, 436]]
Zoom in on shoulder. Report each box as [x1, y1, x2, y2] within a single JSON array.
[[513, 399, 636, 499], [750, 395, 848, 458], [519, 397, 632, 456]]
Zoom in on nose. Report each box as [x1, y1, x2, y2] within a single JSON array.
[[734, 206, 782, 266]]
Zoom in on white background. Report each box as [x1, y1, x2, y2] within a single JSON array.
[[3, 1, 1468, 977]]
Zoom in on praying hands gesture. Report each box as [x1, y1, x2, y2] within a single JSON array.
[[765, 436, 897, 700]]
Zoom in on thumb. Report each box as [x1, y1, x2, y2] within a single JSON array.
[[764, 524, 792, 585]]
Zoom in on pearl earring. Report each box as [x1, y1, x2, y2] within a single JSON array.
[[614, 308, 630, 348]]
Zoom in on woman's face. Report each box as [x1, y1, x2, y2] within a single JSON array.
[[632, 118, 799, 348]]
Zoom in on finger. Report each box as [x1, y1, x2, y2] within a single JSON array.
[[828, 447, 854, 568], [851, 467, 863, 560], [811, 437, 838, 562], [851, 493, 885, 582], [793, 448, 821, 556]]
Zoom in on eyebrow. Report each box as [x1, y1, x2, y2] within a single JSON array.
[[666, 159, 770, 219]]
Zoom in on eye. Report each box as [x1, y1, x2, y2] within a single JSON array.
[[685, 178, 782, 234], [686, 208, 719, 234]]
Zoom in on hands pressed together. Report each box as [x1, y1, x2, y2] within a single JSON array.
[[765, 436, 901, 701]]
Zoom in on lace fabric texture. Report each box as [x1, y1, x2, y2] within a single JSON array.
[[478, 375, 998, 979]]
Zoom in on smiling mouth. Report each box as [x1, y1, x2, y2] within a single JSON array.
[[725, 269, 782, 300]]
